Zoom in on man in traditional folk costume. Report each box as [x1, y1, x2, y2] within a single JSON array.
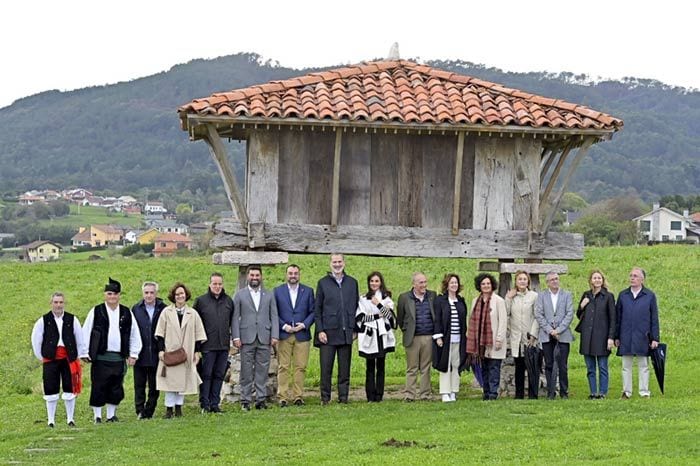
[[82, 278, 142, 423], [31, 292, 88, 427]]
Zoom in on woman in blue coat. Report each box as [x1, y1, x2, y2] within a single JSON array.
[[614, 267, 660, 399]]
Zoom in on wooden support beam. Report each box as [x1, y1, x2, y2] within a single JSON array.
[[451, 132, 465, 235], [213, 250, 289, 265], [540, 142, 572, 206], [204, 124, 249, 226], [330, 128, 343, 232], [212, 221, 584, 259], [540, 138, 594, 234], [539, 147, 555, 178]]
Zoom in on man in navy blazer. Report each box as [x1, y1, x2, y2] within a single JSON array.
[[274, 264, 315, 407], [232, 266, 279, 411], [535, 272, 574, 399]]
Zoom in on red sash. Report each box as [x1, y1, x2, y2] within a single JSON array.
[[43, 346, 82, 394]]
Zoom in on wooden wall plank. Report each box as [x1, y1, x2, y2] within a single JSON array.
[[247, 130, 279, 223], [473, 138, 514, 230], [397, 134, 422, 227], [422, 134, 457, 228], [370, 133, 399, 225], [306, 131, 335, 224], [512, 138, 541, 230], [458, 135, 476, 229], [339, 132, 371, 225], [277, 130, 309, 223]]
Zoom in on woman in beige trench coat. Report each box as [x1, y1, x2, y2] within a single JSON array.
[[155, 282, 207, 418]]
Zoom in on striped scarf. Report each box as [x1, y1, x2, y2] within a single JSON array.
[[466, 294, 494, 361]]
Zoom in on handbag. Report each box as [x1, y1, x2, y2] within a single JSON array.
[[162, 347, 187, 366]]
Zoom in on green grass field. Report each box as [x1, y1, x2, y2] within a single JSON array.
[[0, 245, 698, 464], [37, 204, 143, 228]]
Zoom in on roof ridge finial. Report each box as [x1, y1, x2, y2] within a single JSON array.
[[387, 42, 400, 60]]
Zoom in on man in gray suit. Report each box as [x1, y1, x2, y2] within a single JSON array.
[[534, 272, 574, 399], [232, 266, 279, 410]]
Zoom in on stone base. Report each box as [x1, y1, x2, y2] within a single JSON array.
[[222, 347, 279, 403]]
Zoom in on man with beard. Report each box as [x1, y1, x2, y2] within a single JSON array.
[[83, 278, 142, 423], [193, 272, 234, 413], [314, 254, 359, 405], [232, 266, 279, 410]]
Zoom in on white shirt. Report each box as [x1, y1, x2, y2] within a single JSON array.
[[249, 286, 261, 311], [287, 284, 298, 308], [82, 304, 142, 359], [31, 312, 88, 360], [550, 290, 559, 315]]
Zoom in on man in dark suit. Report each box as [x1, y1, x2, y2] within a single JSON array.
[[232, 266, 279, 410], [274, 264, 315, 407], [314, 254, 359, 405], [397, 272, 437, 401], [535, 272, 574, 399], [131, 281, 166, 419]]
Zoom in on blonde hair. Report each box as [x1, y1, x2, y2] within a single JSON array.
[[513, 270, 531, 290], [588, 269, 609, 290]]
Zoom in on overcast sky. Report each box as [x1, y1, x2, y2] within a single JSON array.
[[2, 0, 697, 109]]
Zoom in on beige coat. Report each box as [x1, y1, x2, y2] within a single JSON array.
[[505, 290, 539, 358], [469, 294, 507, 359], [155, 305, 207, 394]]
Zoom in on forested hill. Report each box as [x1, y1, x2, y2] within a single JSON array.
[[0, 53, 697, 202]]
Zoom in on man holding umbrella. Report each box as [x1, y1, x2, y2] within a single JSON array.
[[615, 267, 660, 399]]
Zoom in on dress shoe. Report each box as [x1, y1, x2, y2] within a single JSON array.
[[255, 401, 268, 410], [293, 399, 304, 406], [560, 394, 569, 400], [241, 403, 250, 411], [94, 417, 102, 424], [321, 400, 330, 406], [164, 407, 174, 419], [68, 421, 76, 427], [210, 406, 223, 414], [48, 423, 55, 428], [338, 399, 348, 404], [106, 416, 119, 423], [279, 400, 288, 408], [174, 405, 183, 417], [621, 393, 631, 400]]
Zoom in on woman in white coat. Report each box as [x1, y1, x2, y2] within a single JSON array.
[[467, 273, 507, 400], [155, 282, 207, 418], [505, 271, 539, 399], [355, 272, 396, 402]]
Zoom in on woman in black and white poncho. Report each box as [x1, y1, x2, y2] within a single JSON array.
[[356, 271, 396, 402]]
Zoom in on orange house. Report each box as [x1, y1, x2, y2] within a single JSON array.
[[153, 233, 192, 257]]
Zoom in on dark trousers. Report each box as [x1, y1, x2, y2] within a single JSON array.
[[513, 356, 537, 399], [365, 357, 386, 401], [199, 350, 229, 410], [319, 344, 352, 402], [481, 358, 502, 400], [43, 358, 72, 395], [542, 340, 570, 398], [90, 360, 126, 407], [133, 366, 159, 417]]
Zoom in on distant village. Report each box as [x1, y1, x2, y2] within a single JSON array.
[[14, 188, 215, 262]]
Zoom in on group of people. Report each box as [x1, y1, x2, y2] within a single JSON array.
[[31, 255, 661, 427]]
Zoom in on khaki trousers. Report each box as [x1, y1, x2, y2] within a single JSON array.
[[439, 342, 461, 395], [276, 335, 310, 402], [405, 335, 433, 400], [622, 355, 650, 397]]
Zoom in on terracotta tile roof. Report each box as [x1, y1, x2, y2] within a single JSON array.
[[179, 60, 623, 132]]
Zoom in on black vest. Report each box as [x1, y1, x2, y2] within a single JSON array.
[[41, 312, 78, 361], [89, 303, 132, 359]]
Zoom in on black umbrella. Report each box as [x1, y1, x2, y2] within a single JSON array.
[[649, 343, 667, 394], [524, 345, 542, 398]]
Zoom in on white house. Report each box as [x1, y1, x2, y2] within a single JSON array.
[[145, 201, 167, 214], [634, 203, 692, 242]]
